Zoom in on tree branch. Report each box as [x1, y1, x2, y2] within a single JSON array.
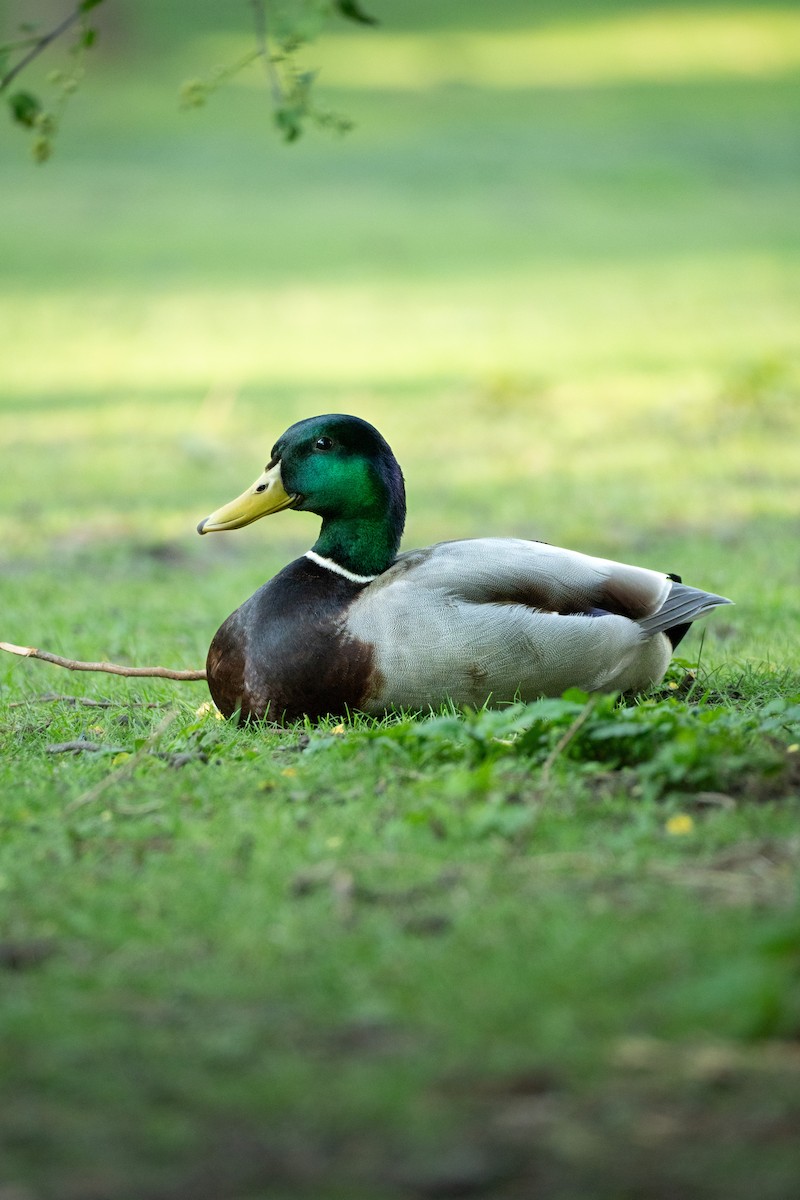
[[250, 0, 284, 107], [0, 6, 84, 94], [0, 641, 206, 681]]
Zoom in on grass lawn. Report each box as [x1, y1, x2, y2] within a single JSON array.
[[1, 2, 800, 1196]]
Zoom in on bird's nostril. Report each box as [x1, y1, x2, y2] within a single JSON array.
[[256, 483, 267, 493]]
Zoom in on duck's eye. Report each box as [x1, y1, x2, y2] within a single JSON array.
[[315, 436, 334, 451]]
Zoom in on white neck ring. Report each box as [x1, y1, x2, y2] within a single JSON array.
[[304, 550, 377, 585]]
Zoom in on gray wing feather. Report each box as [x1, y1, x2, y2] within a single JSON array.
[[386, 539, 673, 618]]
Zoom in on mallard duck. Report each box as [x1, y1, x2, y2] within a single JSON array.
[[197, 414, 731, 723]]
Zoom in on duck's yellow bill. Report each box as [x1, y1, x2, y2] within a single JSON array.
[[197, 461, 295, 534]]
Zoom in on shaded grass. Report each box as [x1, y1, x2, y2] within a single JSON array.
[[2, 688, 800, 1198]]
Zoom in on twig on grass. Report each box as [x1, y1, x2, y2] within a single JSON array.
[[64, 708, 181, 815], [0, 641, 206, 681], [112, 800, 167, 817], [540, 695, 597, 788], [47, 740, 120, 755]]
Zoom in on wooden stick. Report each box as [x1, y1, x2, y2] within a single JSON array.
[[540, 696, 597, 787], [65, 708, 181, 814], [0, 642, 206, 681]]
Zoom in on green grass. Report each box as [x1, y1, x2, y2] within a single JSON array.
[[2, 2, 800, 1196]]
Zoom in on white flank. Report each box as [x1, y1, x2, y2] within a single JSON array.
[[304, 550, 377, 585]]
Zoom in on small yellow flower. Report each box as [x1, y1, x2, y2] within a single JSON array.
[[665, 813, 694, 836], [326, 836, 343, 849], [788, 744, 799, 754], [281, 767, 297, 778], [195, 701, 224, 720], [331, 723, 346, 735]]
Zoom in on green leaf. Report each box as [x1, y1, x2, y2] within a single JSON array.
[[79, 0, 105, 12], [335, 0, 378, 26], [275, 105, 303, 143], [31, 134, 53, 164], [80, 28, 98, 49], [8, 91, 41, 128]]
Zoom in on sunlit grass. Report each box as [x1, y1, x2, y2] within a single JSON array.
[[1, 270, 798, 672], [198, 7, 800, 92], [3, 254, 799, 392]]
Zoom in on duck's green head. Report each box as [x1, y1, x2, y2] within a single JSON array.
[[197, 414, 406, 577]]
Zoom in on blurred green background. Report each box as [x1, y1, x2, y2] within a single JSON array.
[[1, 0, 799, 670]]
